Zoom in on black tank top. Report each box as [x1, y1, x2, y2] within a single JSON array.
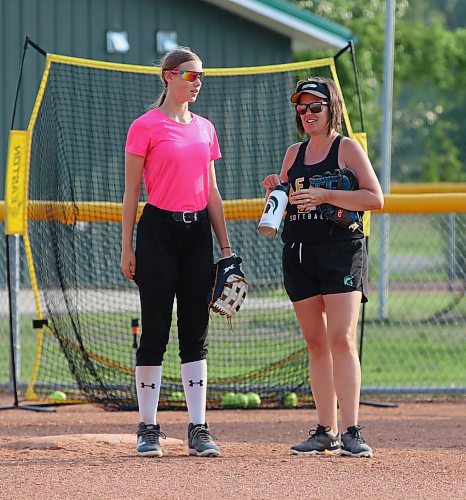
[[281, 135, 364, 243]]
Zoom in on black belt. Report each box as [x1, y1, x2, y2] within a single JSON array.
[[144, 204, 208, 223]]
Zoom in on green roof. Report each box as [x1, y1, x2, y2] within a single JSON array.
[[257, 0, 352, 40], [204, 0, 352, 50]]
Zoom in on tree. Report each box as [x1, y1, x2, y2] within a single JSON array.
[[422, 122, 463, 182]]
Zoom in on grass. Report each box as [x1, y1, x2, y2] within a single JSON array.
[[370, 214, 445, 258], [1, 289, 464, 393], [360, 323, 466, 387], [363, 291, 465, 322]]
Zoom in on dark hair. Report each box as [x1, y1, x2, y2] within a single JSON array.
[[294, 77, 343, 137], [152, 47, 202, 108]]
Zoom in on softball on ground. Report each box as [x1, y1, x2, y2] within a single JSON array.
[[246, 392, 261, 408], [49, 390, 67, 401], [282, 392, 298, 408], [234, 393, 249, 408], [168, 391, 184, 401], [221, 392, 237, 408]]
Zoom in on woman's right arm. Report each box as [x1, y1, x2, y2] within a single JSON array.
[[262, 143, 300, 194], [121, 152, 145, 280]]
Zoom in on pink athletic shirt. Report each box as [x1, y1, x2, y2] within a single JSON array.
[[125, 108, 221, 212]]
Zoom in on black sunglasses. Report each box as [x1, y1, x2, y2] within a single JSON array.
[[295, 102, 328, 115]]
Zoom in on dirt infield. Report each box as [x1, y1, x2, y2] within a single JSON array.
[[0, 396, 464, 499]]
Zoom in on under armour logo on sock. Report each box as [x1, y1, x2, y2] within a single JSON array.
[[140, 382, 156, 389], [188, 379, 204, 387]]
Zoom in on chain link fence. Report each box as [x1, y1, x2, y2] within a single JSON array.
[[361, 212, 465, 394]]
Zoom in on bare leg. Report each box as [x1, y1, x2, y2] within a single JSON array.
[[293, 295, 338, 435], [323, 291, 362, 430]]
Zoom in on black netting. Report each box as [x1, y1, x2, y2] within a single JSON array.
[[25, 59, 339, 408]]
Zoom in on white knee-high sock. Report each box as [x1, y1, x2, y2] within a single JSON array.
[[135, 365, 162, 424], [181, 360, 207, 425]]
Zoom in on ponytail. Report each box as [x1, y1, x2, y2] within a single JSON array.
[[153, 87, 167, 109]]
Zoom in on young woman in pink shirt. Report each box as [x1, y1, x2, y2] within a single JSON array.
[[121, 47, 231, 458]]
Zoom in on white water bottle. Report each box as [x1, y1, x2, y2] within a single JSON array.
[[258, 183, 289, 237]]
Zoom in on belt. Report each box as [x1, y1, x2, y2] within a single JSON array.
[[145, 204, 208, 223]]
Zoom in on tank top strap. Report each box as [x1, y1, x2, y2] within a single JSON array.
[[326, 134, 343, 166], [293, 140, 309, 167]]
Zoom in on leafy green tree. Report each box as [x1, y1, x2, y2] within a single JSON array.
[[422, 122, 463, 182]]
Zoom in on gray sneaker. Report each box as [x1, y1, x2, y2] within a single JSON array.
[[341, 425, 373, 458], [188, 423, 220, 457], [136, 422, 165, 457], [291, 425, 341, 455]]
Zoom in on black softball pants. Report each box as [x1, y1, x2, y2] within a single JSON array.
[[134, 204, 213, 366]]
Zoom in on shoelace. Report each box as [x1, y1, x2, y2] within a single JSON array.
[[191, 426, 215, 443], [347, 425, 366, 443], [138, 427, 166, 445], [306, 425, 331, 440]]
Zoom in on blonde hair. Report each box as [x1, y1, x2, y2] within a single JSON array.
[[152, 47, 202, 108], [294, 77, 343, 137]]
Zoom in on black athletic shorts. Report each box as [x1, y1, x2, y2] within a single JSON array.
[[282, 238, 368, 303]]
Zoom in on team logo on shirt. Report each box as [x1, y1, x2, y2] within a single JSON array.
[[289, 177, 325, 220], [290, 177, 313, 213]]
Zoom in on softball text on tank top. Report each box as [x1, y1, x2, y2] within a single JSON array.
[[281, 135, 364, 243]]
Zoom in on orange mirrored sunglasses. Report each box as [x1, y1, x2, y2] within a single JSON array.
[[170, 70, 205, 82]]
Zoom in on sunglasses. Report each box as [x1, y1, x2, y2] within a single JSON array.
[[170, 70, 205, 82], [295, 102, 328, 115]]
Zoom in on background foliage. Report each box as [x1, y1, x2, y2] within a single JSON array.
[[293, 0, 466, 182]]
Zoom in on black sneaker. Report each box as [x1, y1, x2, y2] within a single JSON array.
[[136, 422, 165, 457], [188, 423, 220, 457], [291, 424, 341, 455], [341, 425, 373, 458]]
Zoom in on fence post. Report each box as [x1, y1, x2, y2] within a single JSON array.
[[8, 235, 21, 389], [447, 213, 456, 290]]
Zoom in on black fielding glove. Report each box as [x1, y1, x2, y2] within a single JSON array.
[[207, 254, 249, 318]]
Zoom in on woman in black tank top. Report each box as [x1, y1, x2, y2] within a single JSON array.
[[262, 77, 383, 458]]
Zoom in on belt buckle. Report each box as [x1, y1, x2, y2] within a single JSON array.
[[182, 211, 197, 223]]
